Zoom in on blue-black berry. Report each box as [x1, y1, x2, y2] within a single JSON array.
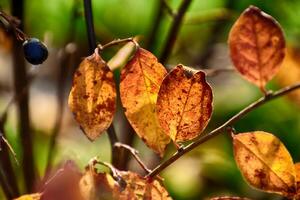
[[23, 38, 48, 65]]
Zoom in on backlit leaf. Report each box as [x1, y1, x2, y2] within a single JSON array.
[[14, 194, 41, 200], [120, 47, 170, 156], [118, 171, 172, 200], [156, 65, 213, 142], [68, 50, 116, 140], [233, 131, 296, 197], [228, 6, 285, 91]]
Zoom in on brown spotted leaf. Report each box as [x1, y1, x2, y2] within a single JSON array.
[[228, 6, 285, 90], [68, 50, 116, 140], [79, 166, 118, 200], [120, 47, 170, 156], [233, 131, 296, 197], [117, 171, 172, 200], [156, 65, 213, 142]]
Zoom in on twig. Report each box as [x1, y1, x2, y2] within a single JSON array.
[[161, 0, 177, 17], [114, 142, 151, 173], [97, 38, 139, 52], [147, 82, 300, 178], [0, 135, 19, 165], [160, 0, 193, 64], [83, 0, 96, 53], [11, 0, 36, 191]]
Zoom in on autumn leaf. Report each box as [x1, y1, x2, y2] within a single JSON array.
[[68, 49, 116, 140], [228, 6, 285, 91], [156, 65, 213, 142], [276, 47, 300, 105], [14, 194, 41, 200], [120, 47, 170, 156], [117, 171, 172, 200], [79, 163, 172, 200], [79, 166, 118, 200], [233, 131, 296, 197]]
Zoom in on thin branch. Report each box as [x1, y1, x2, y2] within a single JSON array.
[[11, 0, 36, 191], [114, 142, 151, 173], [0, 135, 19, 165], [97, 38, 139, 52], [204, 67, 234, 76], [161, 0, 176, 17], [160, 0, 193, 64], [83, 0, 96, 53], [147, 82, 300, 178]]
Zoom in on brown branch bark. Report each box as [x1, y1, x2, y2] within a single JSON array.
[[147, 82, 300, 178]]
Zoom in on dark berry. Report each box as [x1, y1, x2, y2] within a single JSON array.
[[22, 38, 48, 65]]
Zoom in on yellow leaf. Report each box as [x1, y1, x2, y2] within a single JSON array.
[[68, 50, 116, 140], [118, 171, 172, 200], [120, 47, 170, 156], [228, 6, 285, 91], [233, 131, 296, 197], [14, 194, 41, 200], [156, 65, 213, 142], [276, 47, 300, 105]]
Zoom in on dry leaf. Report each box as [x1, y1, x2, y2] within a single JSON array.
[[79, 167, 118, 200], [276, 47, 300, 105], [118, 171, 172, 200], [228, 6, 285, 91], [156, 65, 213, 142], [68, 50, 116, 140], [120, 47, 170, 156], [233, 131, 296, 197], [14, 194, 41, 200]]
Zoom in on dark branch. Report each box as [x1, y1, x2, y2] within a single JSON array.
[[147, 82, 300, 177]]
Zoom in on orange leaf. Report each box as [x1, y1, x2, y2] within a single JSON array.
[[117, 171, 172, 200], [120, 47, 170, 156], [233, 131, 296, 197], [156, 65, 213, 142], [68, 50, 116, 140], [228, 6, 285, 91]]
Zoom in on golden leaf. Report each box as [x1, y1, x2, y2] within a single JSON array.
[[118, 171, 172, 200], [228, 6, 285, 91], [233, 131, 296, 197], [276, 47, 300, 105], [14, 194, 41, 200], [68, 50, 116, 140], [156, 65, 213, 142], [120, 47, 170, 156]]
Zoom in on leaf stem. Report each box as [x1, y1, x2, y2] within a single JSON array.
[[147, 82, 300, 178], [114, 142, 151, 173], [97, 38, 139, 52], [160, 0, 193, 64]]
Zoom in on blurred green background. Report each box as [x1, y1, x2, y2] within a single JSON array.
[[0, 0, 300, 199]]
